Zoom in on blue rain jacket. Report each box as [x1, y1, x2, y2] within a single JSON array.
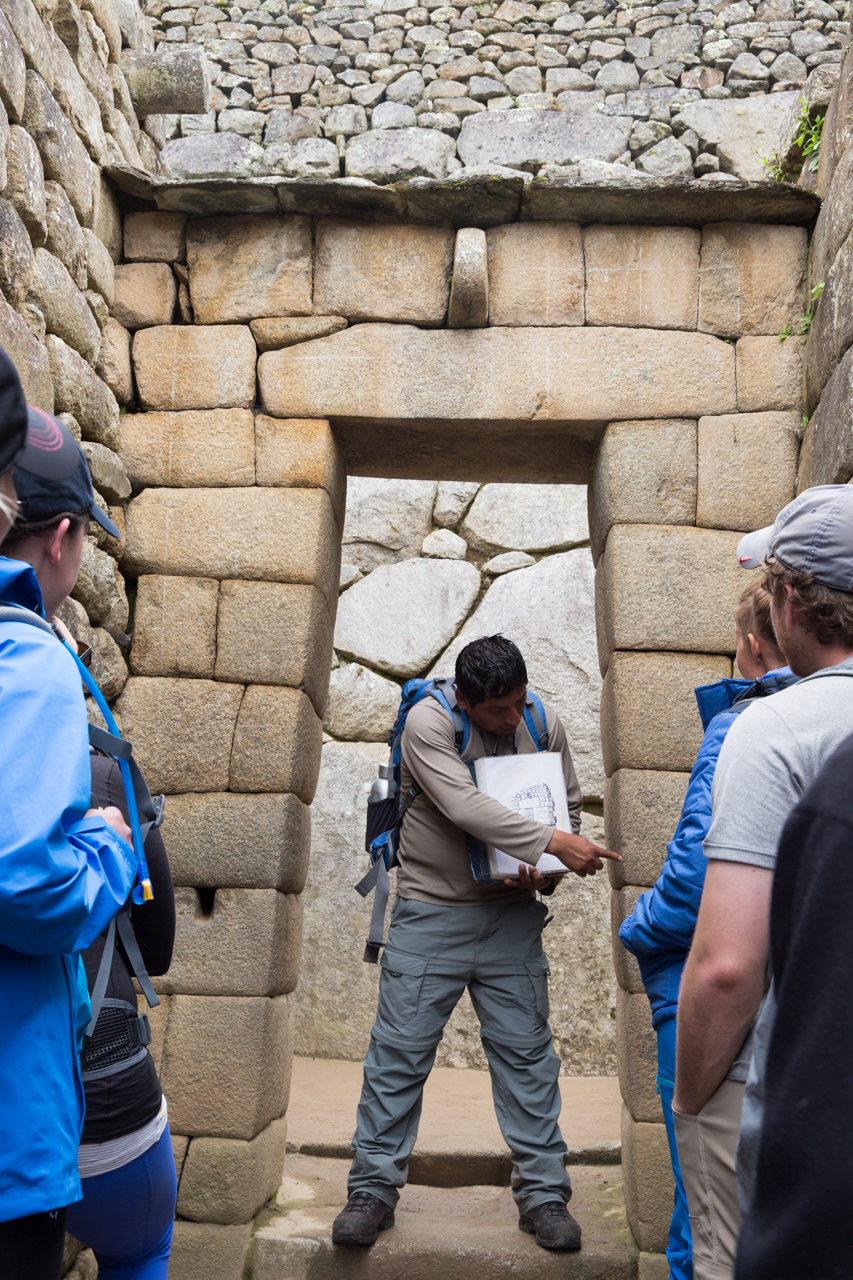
[[619, 668, 798, 1030], [0, 557, 136, 1222]]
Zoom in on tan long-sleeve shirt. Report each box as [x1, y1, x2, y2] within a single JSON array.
[[396, 695, 583, 906]]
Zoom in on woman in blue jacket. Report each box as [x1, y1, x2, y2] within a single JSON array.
[[0, 376, 137, 1280], [619, 585, 797, 1280]]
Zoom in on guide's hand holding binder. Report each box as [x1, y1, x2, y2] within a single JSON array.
[[470, 751, 573, 882]]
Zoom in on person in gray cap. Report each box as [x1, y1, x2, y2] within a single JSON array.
[[671, 485, 853, 1280]]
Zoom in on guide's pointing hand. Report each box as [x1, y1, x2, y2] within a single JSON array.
[[544, 829, 622, 879]]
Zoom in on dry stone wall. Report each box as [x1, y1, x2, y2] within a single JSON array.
[[142, 0, 848, 185], [296, 477, 617, 1076]]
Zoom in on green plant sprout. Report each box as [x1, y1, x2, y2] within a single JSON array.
[[761, 151, 786, 182], [779, 281, 825, 340], [795, 96, 826, 173]]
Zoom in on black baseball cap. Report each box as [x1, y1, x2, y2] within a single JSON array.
[[14, 409, 120, 538], [0, 347, 28, 476]]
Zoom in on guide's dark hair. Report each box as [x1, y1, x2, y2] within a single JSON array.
[[455, 634, 527, 706]]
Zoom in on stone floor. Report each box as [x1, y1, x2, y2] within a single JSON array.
[[254, 1152, 637, 1279], [286, 1056, 622, 1182]]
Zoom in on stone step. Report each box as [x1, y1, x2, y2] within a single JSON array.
[[253, 1153, 636, 1280], [287, 1058, 622, 1187]]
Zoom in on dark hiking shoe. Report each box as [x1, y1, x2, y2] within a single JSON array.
[[519, 1202, 582, 1250], [332, 1192, 395, 1246]]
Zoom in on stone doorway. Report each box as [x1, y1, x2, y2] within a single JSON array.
[[111, 185, 811, 1277]]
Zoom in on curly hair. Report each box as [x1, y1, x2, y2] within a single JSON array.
[[763, 557, 853, 649]]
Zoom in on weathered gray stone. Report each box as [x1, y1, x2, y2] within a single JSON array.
[[461, 482, 588, 556], [343, 477, 437, 572], [158, 888, 300, 997], [165, 791, 310, 893], [112, 262, 176, 329], [254, 415, 346, 528], [324, 662, 401, 741], [28, 247, 100, 365], [457, 109, 632, 173], [433, 480, 479, 529], [72, 538, 125, 625], [132, 325, 256, 412], [124, 488, 339, 602], [258, 325, 737, 429], [230, 685, 323, 801], [115, 676, 244, 794], [47, 24, 108, 163], [96, 317, 132, 405], [131, 574, 218, 678], [482, 550, 535, 574], [112, 0, 154, 52], [589, 419, 698, 566], [336, 558, 480, 678], [599, 525, 748, 657], [22, 71, 93, 220], [697, 412, 800, 532], [371, 101, 417, 130], [168, 1222, 251, 1280], [672, 90, 799, 181], [120, 409, 255, 488], [4, 124, 46, 245], [635, 136, 693, 178], [177, 1117, 288, 1226], [162, 133, 264, 179], [448, 226, 488, 328], [85, 287, 107, 330], [799, 346, 853, 488], [216, 581, 334, 717], [585, 224, 699, 333], [345, 126, 456, 182], [602, 651, 731, 776], [82, 227, 114, 307], [120, 46, 210, 117], [736, 335, 804, 413], [81, 440, 130, 502], [250, 316, 347, 352], [596, 59, 639, 94], [622, 1108, 673, 1253], [159, 993, 290, 1139], [435, 548, 602, 797], [0, 9, 26, 125], [45, 333, 119, 448], [422, 528, 467, 559], [699, 222, 807, 338], [186, 215, 312, 325], [617, 986, 662, 1123], [124, 211, 187, 264], [804, 228, 853, 413], [605, 768, 691, 890], [314, 219, 454, 326], [264, 137, 340, 180], [88, 625, 128, 700], [0, 293, 52, 409], [0, 197, 34, 305], [486, 222, 584, 327], [43, 180, 86, 289], [0, 0, 54, 91]]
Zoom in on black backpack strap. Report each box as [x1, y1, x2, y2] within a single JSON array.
[[115, 909, 160, 1011], [89, 726, 165, 843], [85, 915, 117, 1041]]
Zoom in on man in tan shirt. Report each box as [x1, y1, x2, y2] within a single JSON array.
[[333, 635, 618, 1251]]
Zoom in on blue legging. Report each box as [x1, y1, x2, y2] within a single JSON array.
[[66, 1127, 176, 1280], [656, 1017, 694, 1280]]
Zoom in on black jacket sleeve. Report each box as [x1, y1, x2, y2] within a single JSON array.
[[89, 754, 176, 976]]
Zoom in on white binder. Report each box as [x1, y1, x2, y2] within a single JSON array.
[[473, 751, 570, 881]]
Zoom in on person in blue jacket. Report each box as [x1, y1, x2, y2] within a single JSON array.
[[619, 584, 798, 1280], [0, 370, 137, 1280]]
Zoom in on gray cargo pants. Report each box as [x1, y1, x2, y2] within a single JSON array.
[[348, 895, 572, 1214]]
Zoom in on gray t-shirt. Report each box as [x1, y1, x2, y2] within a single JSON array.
[[704, 655, 853, 1078]]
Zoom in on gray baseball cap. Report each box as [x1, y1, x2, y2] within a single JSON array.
[[737, 485, 853, 592]]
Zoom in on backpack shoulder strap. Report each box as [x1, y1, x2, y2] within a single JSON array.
[[428, 677, 471, 755], [0, 603, 54, 635], [524, 691, 549, 751]]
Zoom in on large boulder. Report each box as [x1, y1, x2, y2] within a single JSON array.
[[434, 549, 603, 798], [335, 558, 481, 678], [345, 127, 456, 182], [161, 133, 264, 179], [461, 483, 588, 556], [324, 662, 401, 741], [342, 477, 437, 572], [672, 90, 799, 181], [457, 108, 632, 173]]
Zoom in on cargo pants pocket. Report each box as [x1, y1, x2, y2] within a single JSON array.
[[376, 949, 429, 1039], [524, 956, 551, 1024]]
